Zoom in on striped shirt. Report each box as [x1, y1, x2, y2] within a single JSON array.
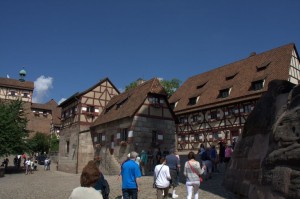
[[184, 160, 205, 183]]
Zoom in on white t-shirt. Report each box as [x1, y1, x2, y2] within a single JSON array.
[[26, 160, 31, 166], [154, 164, 171, 188], [69, 187, 103, 199]]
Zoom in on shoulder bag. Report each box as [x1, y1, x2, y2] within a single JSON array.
[[188, 161, 203, 183], [153, 164, 164, 188]]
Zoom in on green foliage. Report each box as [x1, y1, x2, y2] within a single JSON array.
[[27, 132, 50, 154], [125, 78, 181, 98], [160, 78, 181, 97], [49, 135, 59, 152], [0, 100, 29, 156], [125, 81, 138, 91]]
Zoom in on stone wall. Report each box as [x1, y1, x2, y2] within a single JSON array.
[[223, 80, 300, 199], [77, 131, 95, 173], [93, 116, 176, 175], [58, 124, 80, 173]]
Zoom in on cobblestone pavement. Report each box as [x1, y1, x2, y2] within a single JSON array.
[[0, 164, 238, 199]]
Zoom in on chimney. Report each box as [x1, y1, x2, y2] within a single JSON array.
[[249, 52, 256, 57]]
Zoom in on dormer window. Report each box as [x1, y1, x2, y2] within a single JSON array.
[[218, 88, 231, 98], [225, 72, 238, 80], [116, 98, 128, 109], [256, 61, 270, 72], [170, 101, 178, 110], [251, 80, 264, 91], [196, 82, 207, 89], [188, 96, 199, 105]]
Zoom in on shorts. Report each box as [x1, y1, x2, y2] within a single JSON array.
[[169, 169, 178, 187]]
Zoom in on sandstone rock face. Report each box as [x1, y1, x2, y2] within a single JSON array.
[[223, 80, 300, 199]]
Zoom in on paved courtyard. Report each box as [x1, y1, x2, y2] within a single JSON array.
[[0, 163, 238, 199]]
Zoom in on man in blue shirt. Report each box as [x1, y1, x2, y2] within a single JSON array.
[[121, 151, 142, 199]]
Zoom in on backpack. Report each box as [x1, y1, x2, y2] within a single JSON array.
[[101, 178, 110, 199]]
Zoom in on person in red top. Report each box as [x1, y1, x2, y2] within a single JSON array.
[[224, 145, 233, 168]]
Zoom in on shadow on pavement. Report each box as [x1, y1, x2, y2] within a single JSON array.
[[2, 166, 25, 174]]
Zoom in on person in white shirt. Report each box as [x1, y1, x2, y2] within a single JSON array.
[[154, 157, 171, 199], [25, 158, 31, 175]]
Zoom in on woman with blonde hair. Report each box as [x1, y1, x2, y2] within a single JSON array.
[[69, 160, 103, 199]]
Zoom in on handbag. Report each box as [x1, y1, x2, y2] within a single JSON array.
[[153, 164, 164, 188], [188, 161, 203, 182]]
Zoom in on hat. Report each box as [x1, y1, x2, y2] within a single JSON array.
[[130, 151, 138, 159]]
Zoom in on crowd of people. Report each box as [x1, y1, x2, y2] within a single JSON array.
[[0, 153, 52, 175], [70, 141, 235, 199]]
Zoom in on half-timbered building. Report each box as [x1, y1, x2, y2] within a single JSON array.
[[90, 78, 177, 175], [58, 77, 119, 173], [0, 69, 60, 138], [169, 43, 300, 150]]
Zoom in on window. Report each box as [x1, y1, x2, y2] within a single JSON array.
[[150, 96, 160, 104], [227, 107, 236, 116], [192, 115, 199, 122], [121, 128, 128, 141], [152, 130, 158, 144], [23, 93, 28, 98], [170, 103, 175, 110], [210, 110, 218, 120], [43, 111, 48, 117], [219, 88, 230, 98], [188, 97, 198, 105], [194, 134, 200, 141], [179, 117, 187, 124], [180, 135, 186, 142], [86, 106, 95, 113], [10, 91, 16, 96], [251, 80, 264, 91], [66, 141, 70, 153], [170, 102, 178, 110], [244, 104, 252, 113]]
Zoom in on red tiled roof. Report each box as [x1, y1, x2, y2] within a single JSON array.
[[169, 43, 297, 114], [91, 78, 167, 126], [0, 78, 34, 90]]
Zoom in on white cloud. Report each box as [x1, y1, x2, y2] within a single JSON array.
[[58, 98, 66, 105], [118, 88, 125, 93], [32, 75, 53, 103]]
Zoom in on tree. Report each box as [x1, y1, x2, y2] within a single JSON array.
[[160, 78, 181, 97], [125, 81, 138, 91], [49, 135, 59, 152], [125, 78, 181, 98], [27, 132, 50, 154], [0, 100, 29, 156]]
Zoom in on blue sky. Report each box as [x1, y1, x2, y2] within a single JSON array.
[[1, 0, 300, 104]]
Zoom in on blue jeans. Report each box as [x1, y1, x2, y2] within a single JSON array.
[[122, 188, 138, 199]]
